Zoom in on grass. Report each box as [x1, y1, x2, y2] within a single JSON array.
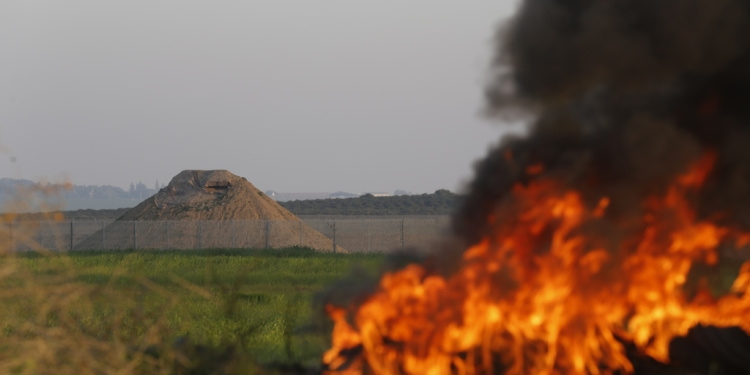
[[0, 247, 385, 374]]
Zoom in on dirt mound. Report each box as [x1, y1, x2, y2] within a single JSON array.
[[78, 170, 343, 252]]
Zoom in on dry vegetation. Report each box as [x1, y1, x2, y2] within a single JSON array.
[[0, 188, 382, 374]]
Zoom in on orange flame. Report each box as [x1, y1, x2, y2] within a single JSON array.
[[323, 152, 750, 374]]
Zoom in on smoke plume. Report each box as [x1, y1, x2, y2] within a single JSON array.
[[455, 0, 750, 249]]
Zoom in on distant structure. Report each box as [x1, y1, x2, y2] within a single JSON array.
[[366, 193, 393, 198], [328, 191, 360, 199], [393, 189, 413, 196], [265, 192, 332, 202], [265, 191, 361, 202]]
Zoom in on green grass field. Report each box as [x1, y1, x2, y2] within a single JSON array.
[[0, 248, 385, 374]]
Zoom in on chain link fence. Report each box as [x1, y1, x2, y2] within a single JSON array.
[[0, 216, 451, 253]]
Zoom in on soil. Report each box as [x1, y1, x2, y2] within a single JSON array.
[[78, 170, 344, 252]]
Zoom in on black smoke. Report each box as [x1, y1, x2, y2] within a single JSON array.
[[454, 0, 750, 247]]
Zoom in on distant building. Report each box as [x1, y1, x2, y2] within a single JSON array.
[[265, 190, 390, 201], [393, 189, 413, 196], [329, 191, 360, 199], [367, 192, 392, 198], [268, 192, 332, 202]]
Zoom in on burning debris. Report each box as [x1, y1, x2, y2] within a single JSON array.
[[323, 0, 750, 374]]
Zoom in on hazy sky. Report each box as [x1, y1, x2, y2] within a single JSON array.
[[0, 1, 521, 194]]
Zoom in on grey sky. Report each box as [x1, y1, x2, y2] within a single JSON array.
[[0, 1, 520, 194]]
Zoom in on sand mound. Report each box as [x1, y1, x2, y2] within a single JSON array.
[[78, 170, 343, 252]]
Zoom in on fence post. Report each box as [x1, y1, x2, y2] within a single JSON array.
[[166, 221, 170, 250], [264, 221, 270, 249], [197, 221, 202, 249], [299, 220, 303, 247], [401, 219, 405, 248], [231, 220, 235, 248], [70, 221, 74, 251], [133, 221, 137, 250], [101, 220, 105, 249], [332, 220, 337, 254]]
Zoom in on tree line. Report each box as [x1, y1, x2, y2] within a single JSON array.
[[9, 189, 461, 221], [278, 189, 460, 215]]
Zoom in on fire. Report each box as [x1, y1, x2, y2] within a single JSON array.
[[323, 153, 750, 374]]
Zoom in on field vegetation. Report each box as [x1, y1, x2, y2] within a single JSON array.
[[0, 247, 385, 374]]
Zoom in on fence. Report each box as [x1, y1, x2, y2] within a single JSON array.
[[0, 216, 451, 253]]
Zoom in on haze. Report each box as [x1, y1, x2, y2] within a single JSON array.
[[0, 1, 519, 194]]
